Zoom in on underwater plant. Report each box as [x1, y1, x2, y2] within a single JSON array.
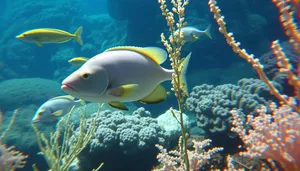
[[0, 109, 28, 171], [32, 106, 104, 171], [209, 0, 300, 170], [157, 0, 191, 170]]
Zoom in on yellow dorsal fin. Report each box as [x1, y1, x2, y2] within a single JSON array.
[[138, 84, 167, 104], [49, 95, 75, 101], [105, 46, 168, 64]]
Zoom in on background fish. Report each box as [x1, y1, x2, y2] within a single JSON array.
[[61, 46, 191, 110], [68, 57, 89, 67], [32, 95, 85, 123], [174, 25, 212, 42], [16, 26, 83, 47]]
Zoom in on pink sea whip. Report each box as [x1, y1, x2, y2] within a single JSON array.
[[231, 102, 300, 171]]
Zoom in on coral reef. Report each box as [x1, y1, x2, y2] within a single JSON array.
[[185, 78, 281, 133], [72, 108, 177, 171], [0, 78, 62, 111], [86, 108, 169, 155], [209, 0, 300, 170], [0, 109, 28, 170], [231, 102, 300, 171], [153, 136, 223, 171], [156, 109, 192, 140]]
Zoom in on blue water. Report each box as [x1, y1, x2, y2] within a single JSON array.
[[0, 0, 292, 170]]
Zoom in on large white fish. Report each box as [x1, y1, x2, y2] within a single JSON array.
[[61, 46, 191, 110], [32, 95, 85, 123], [174, 25, 212, 42]]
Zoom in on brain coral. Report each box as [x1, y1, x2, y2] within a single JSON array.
[[185, 78, 281, 134], [0, 78, 63, 111], [77, 107, 168, 155]]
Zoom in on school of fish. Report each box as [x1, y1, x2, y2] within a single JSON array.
[[14, 24, 212, 123]]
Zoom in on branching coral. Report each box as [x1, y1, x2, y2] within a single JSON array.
[[0, 109, 28, 171], [152, 136, 223, 171], [230, 102, 300, 171], [208, 0, 300, 170], [208, 0, 300, 112]]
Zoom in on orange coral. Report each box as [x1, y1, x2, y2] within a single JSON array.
[[208, 0, 300, 112], [230, 102, 300, 171], [208, 0, 300, 170], [0, 110, 28, 170]]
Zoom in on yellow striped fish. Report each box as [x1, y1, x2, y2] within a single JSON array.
[[16, 26, 83, 47]]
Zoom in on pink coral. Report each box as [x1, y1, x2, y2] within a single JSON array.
[[231, 101, 300, 171], [153, 137, 223, 171], [0, 109, 28, 171], [0, 144, 28, 171]]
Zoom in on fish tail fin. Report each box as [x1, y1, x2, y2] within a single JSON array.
[[204, 25, 212, 39], [74, 26, 83, 46], [179, 53, 191, 95]]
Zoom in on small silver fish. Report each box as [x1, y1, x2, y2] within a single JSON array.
[[174, 25, 212, 42], [32, 95, 85, 123], [61, 46, 191, 110]]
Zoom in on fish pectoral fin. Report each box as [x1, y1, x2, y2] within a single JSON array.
[[108, 102, 128, 110], [191, 34, 199, 42], [109, 84, 139, 97], [51, 110, 64, 117], [36, 42, 43, 47], [138, 84, 167, 104]]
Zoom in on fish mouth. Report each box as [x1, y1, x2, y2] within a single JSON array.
[[16, 35, 24, 39], [61, 83, 78, 93], [61, 83, 102, 98]]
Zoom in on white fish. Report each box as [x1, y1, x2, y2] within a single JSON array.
[[61, 46, 191, 110], [174, 25, 212, 42], [32, 95, 85, 123]]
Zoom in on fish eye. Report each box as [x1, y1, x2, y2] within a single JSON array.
[[23, 34, 27, 37], [81, 72, 90, 79]]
